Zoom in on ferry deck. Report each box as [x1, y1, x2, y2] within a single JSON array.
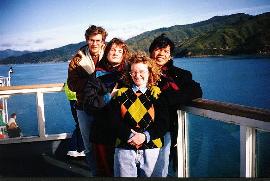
[[0, 74, 270, 177]]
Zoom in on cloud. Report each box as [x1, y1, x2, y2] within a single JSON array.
[[226, 5, 270, 15], [102, 14, 178, 41], [34, 39, 44, 44], [0, 36, 52, 51], [0, 43, 13, 48], [0, 25, 83, 51]]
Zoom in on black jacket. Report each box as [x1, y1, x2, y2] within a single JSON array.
[[157, 60, 203, 145], [83, 61, 124, 144]]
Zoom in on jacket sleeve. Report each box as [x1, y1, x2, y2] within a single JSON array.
[[83, 74, 109, 113], [147, 95, 170, 140], [166, 69, 202, 107], [67, 55, 89, 93]]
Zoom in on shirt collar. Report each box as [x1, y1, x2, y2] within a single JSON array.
[[132, 84, 147, 94]]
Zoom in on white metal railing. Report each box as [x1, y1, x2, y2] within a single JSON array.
[[0, 67, 12, 87], [0, 67, 13, 126], [0, 83, 270, 177], [0, 83, 70, 144], [177, 99, 270, 178], [0, 76, 10, 87], [0, 71, 12, 130]]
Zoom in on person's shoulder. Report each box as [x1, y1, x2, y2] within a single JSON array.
[[69, 45, 88, 64], [8, 118, 17, 127], [8, 117, 16, 123], [170, 65, 192, 76]]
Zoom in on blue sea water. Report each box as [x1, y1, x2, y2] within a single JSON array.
[[1, 57, 270, 177]]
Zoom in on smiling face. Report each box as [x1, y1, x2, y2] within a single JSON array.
[[87, 34, 104, 56], [107, 44, 124, 66], [130, 62, 149, 89], [151, 45, 171, 66]]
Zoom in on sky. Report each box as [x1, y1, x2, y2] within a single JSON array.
[[0, 0, 270, 51]]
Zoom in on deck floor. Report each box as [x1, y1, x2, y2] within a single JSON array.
[[0, 153, 91, 177]]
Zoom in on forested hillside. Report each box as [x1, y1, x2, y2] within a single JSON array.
[[126, 12, 270, 57]]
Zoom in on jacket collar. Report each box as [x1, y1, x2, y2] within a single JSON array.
[[161, 59, 174, 71]]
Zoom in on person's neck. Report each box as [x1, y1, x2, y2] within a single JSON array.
[[91, 53, 99, 65], [112, 63, 120, 67], [91, 53, 98, 57], [137, 84, 147, 89]]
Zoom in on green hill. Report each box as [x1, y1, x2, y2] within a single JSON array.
[[0, 42, 86, 64], [126, 12, 270, 57], [0, 12, 269, 64]]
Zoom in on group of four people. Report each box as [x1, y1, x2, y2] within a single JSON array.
[[67, 25, 202, 177]]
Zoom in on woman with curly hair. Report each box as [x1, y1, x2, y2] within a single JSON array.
[[110, 52, 169, 177], [83, 38, 130, 176]]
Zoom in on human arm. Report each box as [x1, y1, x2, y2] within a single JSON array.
[[67, 54, 89, 93], [127, 129, 146, 149], [83, 73, 110, 113], [164, 68, 202, 107]]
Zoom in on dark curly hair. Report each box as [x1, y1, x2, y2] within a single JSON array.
[[149, 33, 175, 56]]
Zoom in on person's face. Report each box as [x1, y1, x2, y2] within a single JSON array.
[[87, 34, 104, 55], [107, 44, 124, 66], [151, 45, 171, 66], [130, 63, 149, 88]]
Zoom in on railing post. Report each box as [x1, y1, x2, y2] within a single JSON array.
[[36, 91, 46, 138], [0, 97, 9, 123], [176, 110, 188, 177], [240, 125, 256, 177]]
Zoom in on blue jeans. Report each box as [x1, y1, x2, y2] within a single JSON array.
[[69, 101, 84, 152], [114, 148, 160, 177], [151, 132, 171, 177], [77, 110, 96, 176], [69, 125, 84, 152]]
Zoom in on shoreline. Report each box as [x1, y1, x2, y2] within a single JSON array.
[[1, 55, 270, 65]]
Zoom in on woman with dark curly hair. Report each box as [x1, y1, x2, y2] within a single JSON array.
[[83, 38, 130, 176]]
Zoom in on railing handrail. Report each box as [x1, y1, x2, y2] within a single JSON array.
[[0, 83, 64, 92], [187, 98, 270, 123]]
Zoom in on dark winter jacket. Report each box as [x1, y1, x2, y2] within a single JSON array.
[[68, 45, 103, 110], [83, 60, 124, 144], [157, 59, 203, 145]]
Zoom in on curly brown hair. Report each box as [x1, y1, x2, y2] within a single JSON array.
[[122, 51, 161, 88], [85, 25, 108, 41]]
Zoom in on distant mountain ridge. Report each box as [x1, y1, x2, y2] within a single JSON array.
[[0, 12, 269, 64], [0, 42, 86, 64], [126, 12, 270, 57], [0, 49, 32, 59]]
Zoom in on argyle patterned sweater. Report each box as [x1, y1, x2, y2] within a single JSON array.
[[111, 87, 167, 150]]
